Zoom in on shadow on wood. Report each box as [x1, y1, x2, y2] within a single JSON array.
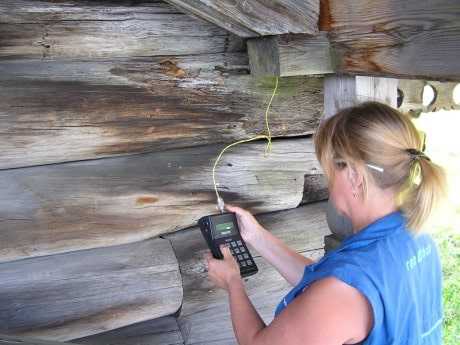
[[0, 238, 182, 341], [165, 201, 330, 345]]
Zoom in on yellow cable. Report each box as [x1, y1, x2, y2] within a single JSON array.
[[212, 77, 279, 203]]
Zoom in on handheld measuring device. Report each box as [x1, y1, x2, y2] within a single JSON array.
[[198, 212, 258, 278]]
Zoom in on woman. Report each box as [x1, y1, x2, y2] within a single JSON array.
[[206, 101, 446, 344]]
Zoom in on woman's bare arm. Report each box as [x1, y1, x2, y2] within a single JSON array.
[[250, 227, 315, 286], [228, 276, 373, 345]]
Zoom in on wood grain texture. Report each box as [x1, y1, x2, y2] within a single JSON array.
[[0, 137, 323, 263], [247, 32, 334, 76], [75, 317, 184, 345], [323, 75, 398, 118], [165, 201, 330, 345], [0, 0, 324, 169], [0, 238, 182, 341], [0, 56, 323, 169], [164, 0, 319, 37], [320, 0, 460, 80], [0, 0, 242, 60], [0, 335, 75, 345]]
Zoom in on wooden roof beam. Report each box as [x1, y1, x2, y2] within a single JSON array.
[[163, 0, 319, 37], [248, 0, 460, 80]]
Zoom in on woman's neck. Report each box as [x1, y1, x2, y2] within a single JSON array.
[[351, 190, 398, 233]]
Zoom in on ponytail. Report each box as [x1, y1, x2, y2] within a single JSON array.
[[400, 154, 446, 232]]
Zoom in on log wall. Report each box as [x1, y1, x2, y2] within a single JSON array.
[[0, 1, 330, 343], [0, 0, 323, 169]]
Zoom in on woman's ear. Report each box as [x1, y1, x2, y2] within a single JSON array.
[[347, 163, 364, 196]]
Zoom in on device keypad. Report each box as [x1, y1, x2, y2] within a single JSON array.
[[228, 240, 255, 268]]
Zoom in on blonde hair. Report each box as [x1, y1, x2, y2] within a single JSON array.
[[314, 101, 446, 233]]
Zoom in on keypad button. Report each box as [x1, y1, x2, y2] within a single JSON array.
[[241, 261, 247, 267], [237, 254, 243, 260], [246, 260, 253, 265], [236, 240, 242, 246], [240, 247, 246, 253], [231, 242, 237, 248], [234, 248, 240, 254], [243, 253, 249, 259]]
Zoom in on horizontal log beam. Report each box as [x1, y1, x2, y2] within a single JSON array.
[[320, 0, 460, 80], [164, 0, 319, 38], [0, 0, 323, 169], [0, 0, 243, 59], [0, 56, 323, 170], [0, 335, 74, 345], [248, 1, 460, 80], [75, 317, 184, 345], [0, 238, 182, 341], [165, 201, 330, 345], [0, 137, 325, 263]]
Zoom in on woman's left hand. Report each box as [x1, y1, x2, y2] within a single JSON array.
[[206, 245, 241, 291]]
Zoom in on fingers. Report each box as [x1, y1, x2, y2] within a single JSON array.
[[224, 204, 245, 215], [219, 244, 233, 260], [224, 203, 236, 212]]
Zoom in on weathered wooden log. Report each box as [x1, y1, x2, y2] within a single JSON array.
[[247, 1, 460, 80], [0, 238, 182, 341], [0, 137, 324, 263], [75, 317, 184, 345], [247, 32, 334, 76], [165, 201, 330, 345], [0, 0, 244, 59], [0, 57, 323, 169], [0, 0, 323, 170], [320, 0, 460, 81], [0, 335, 75, 345], [164, 0, 319, 38]]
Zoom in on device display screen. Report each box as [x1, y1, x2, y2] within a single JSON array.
[[212, 221, 236, 239]]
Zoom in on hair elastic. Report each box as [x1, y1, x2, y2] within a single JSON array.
[[406, 148, 431, 162]]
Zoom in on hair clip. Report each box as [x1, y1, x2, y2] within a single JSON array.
[[334, 158, 384, 173], [365, 163, 384, 173], [406, 148, 431, 162]]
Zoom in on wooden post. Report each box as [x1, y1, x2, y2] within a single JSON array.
[[323, 75, 398, 118]]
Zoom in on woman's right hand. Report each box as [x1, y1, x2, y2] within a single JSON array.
[[224, 204, 266, 245]]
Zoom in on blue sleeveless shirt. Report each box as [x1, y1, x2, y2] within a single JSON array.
[[274, 211, 443, 344]]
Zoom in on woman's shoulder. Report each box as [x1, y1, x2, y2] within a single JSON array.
[[280, 276, 373, 343]]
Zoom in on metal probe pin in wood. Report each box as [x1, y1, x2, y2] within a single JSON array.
[[217, 196, 225, 213]]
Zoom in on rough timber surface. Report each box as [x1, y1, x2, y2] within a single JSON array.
[[165, 201, 330, 345], [0, 0, 323, 169], [0, 137, 324, 263], [320, 0, 460, 80], [0, 238, 182, 341]]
